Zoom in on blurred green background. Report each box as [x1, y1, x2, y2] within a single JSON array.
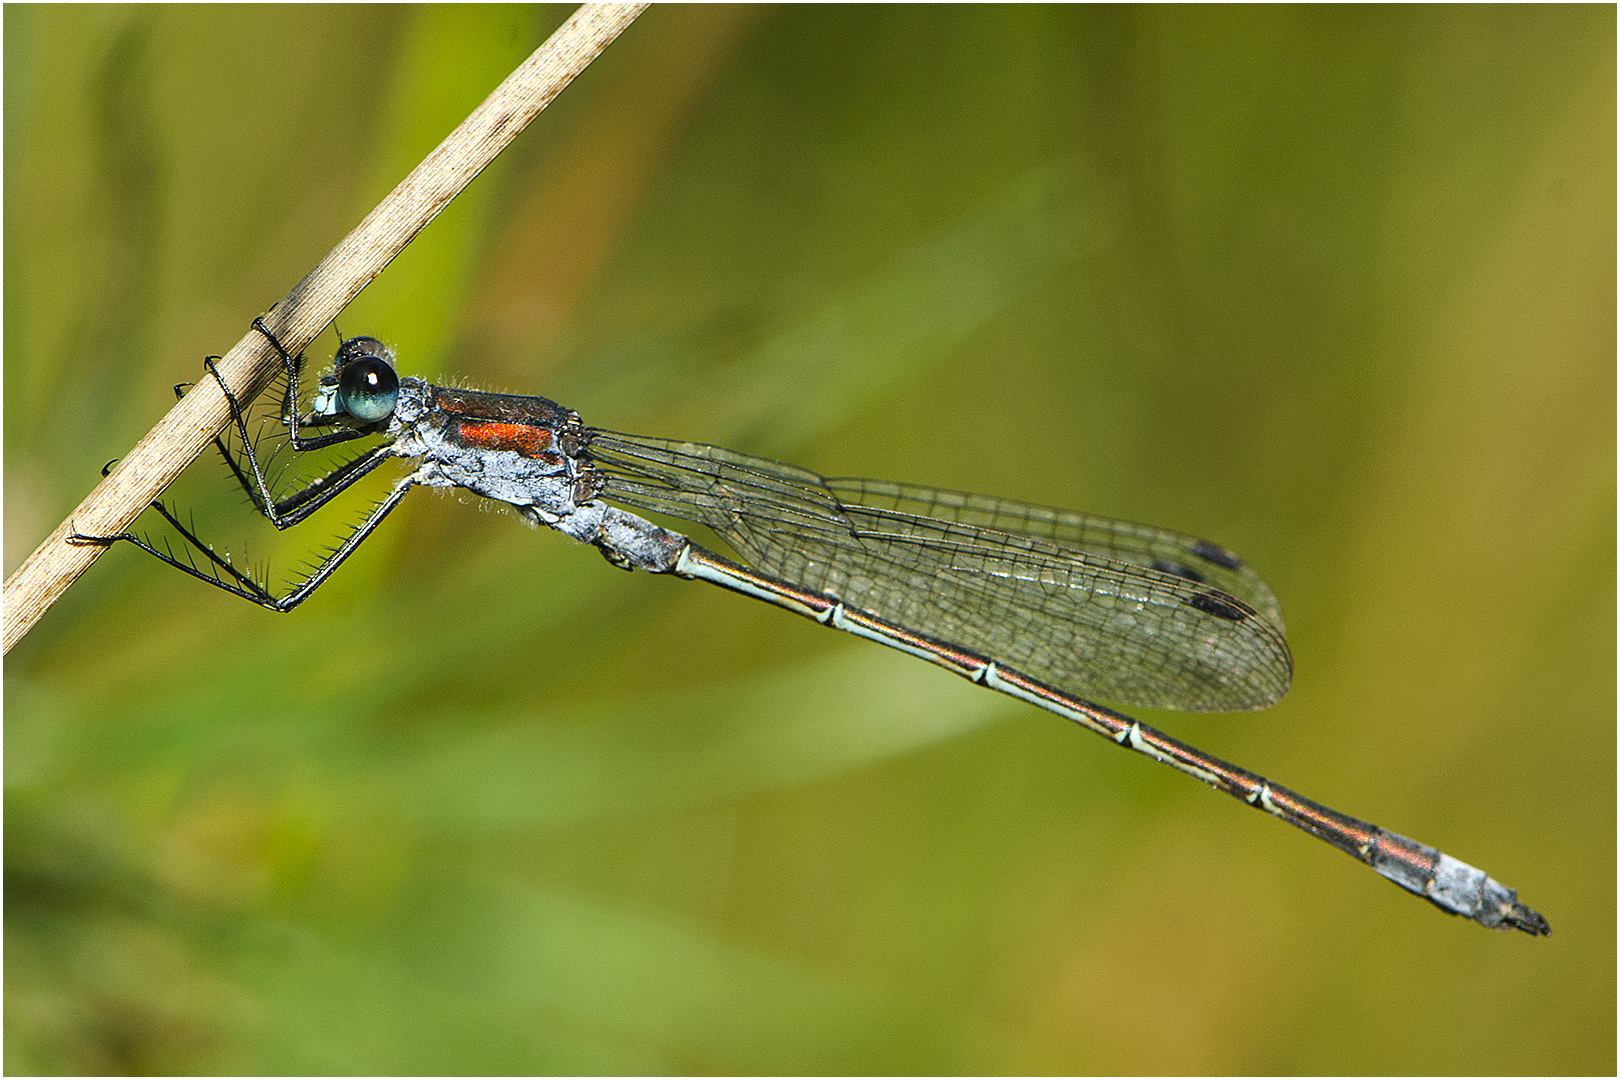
[[5, 5, 1613, 1074]]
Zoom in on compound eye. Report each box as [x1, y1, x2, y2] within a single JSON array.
[[336, 356, 399, 422]]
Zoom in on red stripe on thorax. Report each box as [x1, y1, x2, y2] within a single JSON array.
[[454, 420, 555, 457]]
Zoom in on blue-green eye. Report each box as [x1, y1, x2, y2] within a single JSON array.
[[337, 356, 399, 422]]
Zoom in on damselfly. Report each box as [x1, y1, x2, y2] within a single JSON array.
[[76, 320, 1549, 935]]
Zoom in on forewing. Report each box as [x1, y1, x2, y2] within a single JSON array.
[[824, 479, 1285, 633], [590, 433, 1292, 712]]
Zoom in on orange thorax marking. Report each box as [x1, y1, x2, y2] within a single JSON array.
[[455, 420, 555, 457]]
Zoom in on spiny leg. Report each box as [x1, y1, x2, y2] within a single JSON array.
[[206, 319, 376, 529], [69, 320, 412, 609], [72, 470, 418, 612], [169, 346, 385, 530]]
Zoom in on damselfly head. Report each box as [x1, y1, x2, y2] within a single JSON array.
[[313, 336, 399, 424]]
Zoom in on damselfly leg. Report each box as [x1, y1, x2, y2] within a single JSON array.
[[212, 319, 394, 529], [70, 321, 415, 610]]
